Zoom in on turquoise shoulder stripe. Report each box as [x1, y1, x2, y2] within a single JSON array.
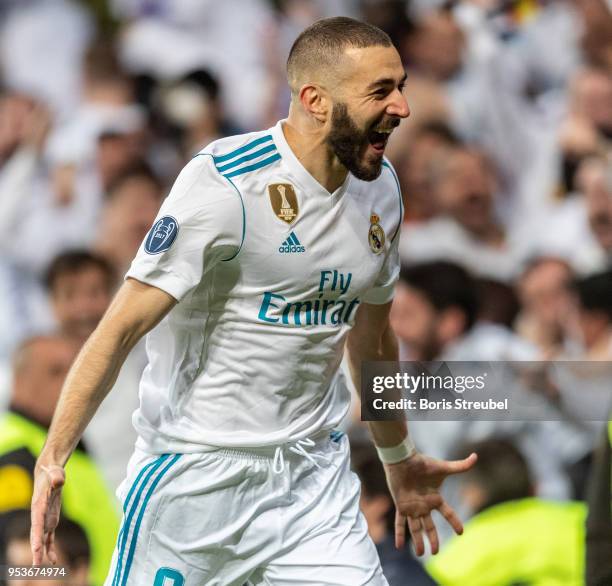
[[222, 153, 281, 179], [382, 160, 403, 242], [120, 454, 182, 586], [221, 175, 246, 261], [192, 153, 246, 262], [216, 143, 277, 173], [113, 455, 169, 586], [213, 134, 273, 164]]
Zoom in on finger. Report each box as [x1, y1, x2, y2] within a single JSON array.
[[394, 512, 406, 549], [436, 452, 478, 476], [30, 508, 45, 565], [408, 516, 425, 557], [439, 501, 464, 535], [45, 530, 57, 565], [422, 514, 439, 555]]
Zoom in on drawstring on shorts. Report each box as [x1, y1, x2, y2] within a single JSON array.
[[272, 438, 330, 474]]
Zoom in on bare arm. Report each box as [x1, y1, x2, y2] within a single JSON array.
[[346, 302, 407, 447], [346, 302, 476, 555], [31, 278, 176, 563]]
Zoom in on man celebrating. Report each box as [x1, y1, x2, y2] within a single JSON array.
[[31, 17, 476, 585]]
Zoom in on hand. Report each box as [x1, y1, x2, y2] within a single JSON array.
[[30, 463, 66, 565], [384, 452, 477, 556]]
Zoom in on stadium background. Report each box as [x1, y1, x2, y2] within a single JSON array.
[[0, 0, 611, 585]]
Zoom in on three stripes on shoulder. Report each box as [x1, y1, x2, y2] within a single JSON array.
[[212, 135, 280, 179]]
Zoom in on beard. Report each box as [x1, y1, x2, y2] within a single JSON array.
[[326, 102, 389, 182]]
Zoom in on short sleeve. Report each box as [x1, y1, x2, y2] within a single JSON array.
[[361, 231, 400, 304], [361, 161, 403, 305], [126, 155, 243, 301]]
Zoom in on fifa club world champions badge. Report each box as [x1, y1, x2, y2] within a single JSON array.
[[268, 183, 299, 224], [368, 213, 385, 254]]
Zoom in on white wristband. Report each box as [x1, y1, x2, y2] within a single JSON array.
[[375, 434, 417, 464]]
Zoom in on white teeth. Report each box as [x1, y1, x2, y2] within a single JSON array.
[[376, 129, 392, 134]]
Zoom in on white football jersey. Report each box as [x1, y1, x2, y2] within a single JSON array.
[[126, 120, 402, 453]]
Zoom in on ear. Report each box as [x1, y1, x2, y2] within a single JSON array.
[[299, 84, 329, 123]]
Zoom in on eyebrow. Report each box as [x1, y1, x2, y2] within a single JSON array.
[[367, 72, 408, 91]]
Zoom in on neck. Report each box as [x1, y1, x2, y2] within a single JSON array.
[[283, 108, 348, 193]]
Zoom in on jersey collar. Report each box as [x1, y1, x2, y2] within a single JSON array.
[[271, 119, 351, 200]]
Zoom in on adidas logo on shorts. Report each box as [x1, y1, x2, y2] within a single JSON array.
[[279, 231, 305, 254]]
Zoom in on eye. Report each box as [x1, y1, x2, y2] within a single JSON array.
[[398, 83, 406, 93]]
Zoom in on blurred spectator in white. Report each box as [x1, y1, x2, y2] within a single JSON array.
[[0, 90, 147, 360], [515, 256, 574, 357], [0, 82, 147, 280], [400, 147, 528, 281], [390, 261, 570, 509], [508, 65, 612, 233], [112, 0, 277, 130], [46, 38, 146, 179], [402, 8, 466, 82], [153, 69, 239, 160], [94, 162, 163, 277], [0, 0, 94, 119], [391, 121, 460, 222], [391, 261, 534, 363], [570, 155, 612, 273], [534, 156, 612, 274]]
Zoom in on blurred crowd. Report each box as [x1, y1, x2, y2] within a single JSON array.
[[0, 0, 611, 585]]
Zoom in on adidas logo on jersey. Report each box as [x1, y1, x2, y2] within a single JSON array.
[[279, 232, 305, 253]]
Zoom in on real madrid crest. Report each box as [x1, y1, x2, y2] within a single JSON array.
[[268, 183, 299, 224], [368, 213, 385, 254]]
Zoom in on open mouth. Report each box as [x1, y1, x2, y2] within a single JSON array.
[[367, 128, 393, 154]]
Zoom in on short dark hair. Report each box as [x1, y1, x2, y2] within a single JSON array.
[[399, 261, 479, 330], [414, 120, 460, 146], [287, 17, 392, 94], [105, 161, 163, 201], [183, 69, 221, 102], [456, 438, 532, 513], [476, 278, 520, 328], [3, 510, 90, 569], [573, 270, 612, 320], [45, 250, 115, 292]]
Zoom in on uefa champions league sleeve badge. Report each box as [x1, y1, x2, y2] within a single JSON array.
[[145, 216, 179, 254], [368, 214, 385, 254], [268, 183, 299, 224]]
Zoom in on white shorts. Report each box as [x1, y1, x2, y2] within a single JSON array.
[[104, 433, 387, 586]]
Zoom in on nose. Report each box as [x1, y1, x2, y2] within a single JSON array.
[[388, 90, 410, 119]]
